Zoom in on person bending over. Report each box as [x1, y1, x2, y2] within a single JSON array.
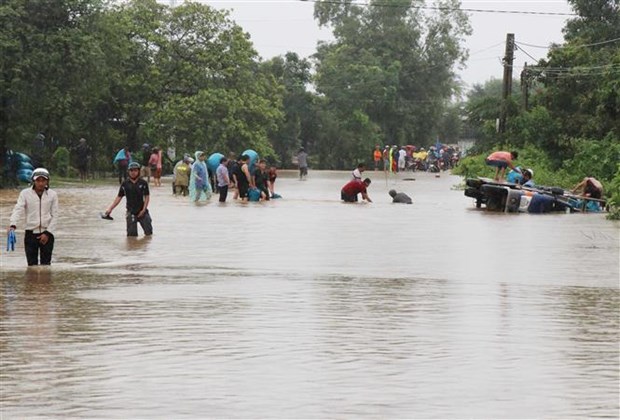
[[389, 189, 412, 204], [341, 178, 372, 203], [485, 150, 519, 181]]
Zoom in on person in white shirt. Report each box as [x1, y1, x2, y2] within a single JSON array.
[[351, 163, 366, 181], [8, 168, 59, 266], [398, 147, 407, 171]]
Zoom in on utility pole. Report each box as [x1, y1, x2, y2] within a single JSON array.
[[521, 62, 529, 111], [498, 33, 515, 134]]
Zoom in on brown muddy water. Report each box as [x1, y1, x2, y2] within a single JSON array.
[[1, 170, 618, 418]]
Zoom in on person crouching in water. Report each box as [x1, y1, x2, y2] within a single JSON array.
[[268, 165, 278, 198], [104, 162, 153, 237], [341, 178, 372, 203], [389, 189, 412, 204], [254, 159, 271, 200]]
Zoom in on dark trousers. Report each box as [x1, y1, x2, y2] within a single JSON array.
[[341, 191, 358, 202], [118, 164, 128, 184], [24, 230, 54, 266], [218, 185, 228, 202], [126, 211, 153, 237]]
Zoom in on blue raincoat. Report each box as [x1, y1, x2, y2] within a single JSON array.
[[189, 151, 212, 202]]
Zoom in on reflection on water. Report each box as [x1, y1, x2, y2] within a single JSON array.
[[1, 171, 618, 418]]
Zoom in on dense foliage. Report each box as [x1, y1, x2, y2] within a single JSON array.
[[311, 0, 471, 166], [1, 0, 282, 176]]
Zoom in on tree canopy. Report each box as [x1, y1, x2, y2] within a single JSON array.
[[311, 0, 471, 165]]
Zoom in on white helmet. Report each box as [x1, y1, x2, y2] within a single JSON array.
[[31, 167, 50, 180], [524, 168, 534, 177]]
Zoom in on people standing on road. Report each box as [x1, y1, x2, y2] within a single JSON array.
[[351, 163, 366, 181], [140, 143, 152, 183], [382, 145, 390, 173], [8, 168, 59, 266], [74, 138, 91, 181], [297, 147, 308, 180], [173, 155, 192, 196], [373, 145, 382, 171], [391, 145, 399, 173], [341, 178, 372, 203], [104, 162, 152, 237], [149, 147, 163, 187], [216, 157, 230, 203], [234, 154, 253, 201], [398, 147, 407, 171], [113, 146, 131, 184], [228, 153, 240, 200], [189, 151, 212, 203], [485, 150, 520, 181]]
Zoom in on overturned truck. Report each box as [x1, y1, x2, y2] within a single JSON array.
[[464, 178, 606, 214]]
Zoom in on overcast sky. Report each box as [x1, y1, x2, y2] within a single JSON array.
[[185, 0, 574, 90]]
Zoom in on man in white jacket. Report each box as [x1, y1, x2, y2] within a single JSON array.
[[8, 168, 59, 266]]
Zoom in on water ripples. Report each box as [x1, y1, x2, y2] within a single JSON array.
[[1, 172, 618, 418]]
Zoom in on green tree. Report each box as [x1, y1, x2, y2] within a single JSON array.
[[143, 2, 283, 158], [313, 0, 471, 152], [1, 0, 109, 160], [262, 52, 318, 166], [531, 0, 620, 143]]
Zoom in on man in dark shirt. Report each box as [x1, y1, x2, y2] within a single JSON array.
[[75, 138, 91, 181], [104, 162, 153, 237]]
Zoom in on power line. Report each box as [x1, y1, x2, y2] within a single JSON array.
[[298, 0, 577, 16], [515, 36, 620, 49], [514, 42, 541, 63], [469, 41, 505, 56]]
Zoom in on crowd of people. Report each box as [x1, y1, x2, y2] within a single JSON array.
[[374, 144, 462, 173]]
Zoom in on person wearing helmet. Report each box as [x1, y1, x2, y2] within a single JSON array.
[[521, 168, 535, 188], [8, 168, 59, 265], [103, 162, 153, 237]]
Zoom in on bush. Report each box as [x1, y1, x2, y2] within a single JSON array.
[[606, 164, 620, 220], [561, 136, 620, 184]]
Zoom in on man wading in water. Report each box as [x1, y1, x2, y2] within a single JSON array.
[[8, 167, 59, 266], [104, 162, 153, 237]]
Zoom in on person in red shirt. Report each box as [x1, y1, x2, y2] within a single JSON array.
[[341, 178, 372, 203], [485, 150, 520, 181]]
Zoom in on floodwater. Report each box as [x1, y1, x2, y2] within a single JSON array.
[[1, 170, 618, 418]]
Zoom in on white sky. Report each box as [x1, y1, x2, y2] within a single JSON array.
[[184, 0, 573, 89]]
